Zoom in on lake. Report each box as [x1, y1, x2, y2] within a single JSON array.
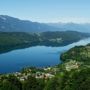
[[0, 38, 90, 73]]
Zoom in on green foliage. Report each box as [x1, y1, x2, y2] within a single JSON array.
[[0, 75, 22, 90], [62, 68, 90, 90], [61, 45, 90, 64], [0, 31, 89, 54], [0, 32, 90, 90], [60, 45, 90, 90], [44, 77, 61, 90], [22, 76, 45, 90]]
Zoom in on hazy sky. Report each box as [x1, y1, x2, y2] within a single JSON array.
[[0, 0, 90, 23]]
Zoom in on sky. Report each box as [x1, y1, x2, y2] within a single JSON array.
[[0, 0, 90, 23]]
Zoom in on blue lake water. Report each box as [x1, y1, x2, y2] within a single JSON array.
[[0, 38, 90, 73]]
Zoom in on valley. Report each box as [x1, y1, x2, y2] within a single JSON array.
[[0, 42, 90, 90]]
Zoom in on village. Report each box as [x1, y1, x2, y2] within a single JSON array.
[[12, 66, 59, 81], [8, 60, 80, 81]]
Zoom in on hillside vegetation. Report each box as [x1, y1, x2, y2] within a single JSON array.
[[0, 31, 90, 53], [61, 44, 90, 65], [0, 44, 90, 90]]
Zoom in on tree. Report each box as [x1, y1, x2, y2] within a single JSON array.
[[23, 76, 44, 90], [0, 75, 22, 90]]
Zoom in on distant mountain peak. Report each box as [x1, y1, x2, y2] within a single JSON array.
[[47, 22, 90, 33], [0, 15, 90, 33], [0, 15, 7, 20], [0, 15, 60, 32]]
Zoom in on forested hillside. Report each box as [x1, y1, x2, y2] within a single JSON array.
[[0, 31, 89, 53], [0, 44, 90, 90]]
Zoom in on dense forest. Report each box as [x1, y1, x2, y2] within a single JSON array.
[[0, 44, 90, 90], [0, 31, 90, 53]]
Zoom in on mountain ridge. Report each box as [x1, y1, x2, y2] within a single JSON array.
[[0, 15, 90, 33], [0, 15, 61, 32], [47, 22, 90, 33]]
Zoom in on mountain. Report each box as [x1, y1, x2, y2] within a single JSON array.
[[48, 22, 90, 33], [0, 15, 60, 32], [39, 31, 90, 46], [61, 44, 90, 64], [0, 31, 90, 53], [1, 15, 90, 33]]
